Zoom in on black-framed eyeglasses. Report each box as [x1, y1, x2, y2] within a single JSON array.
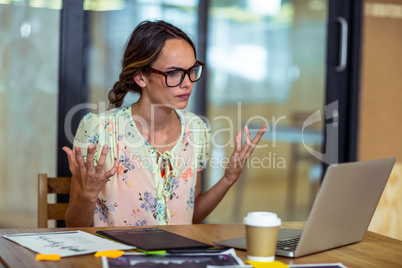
[[146, 61, 205, 87]]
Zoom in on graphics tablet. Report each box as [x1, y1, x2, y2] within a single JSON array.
[[97, 227, 212, 251]]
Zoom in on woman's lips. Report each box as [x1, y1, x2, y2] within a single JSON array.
[[176, 93, 191, 100]]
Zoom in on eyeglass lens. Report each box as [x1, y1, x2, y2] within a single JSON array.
[[166, 65, 203, 87]]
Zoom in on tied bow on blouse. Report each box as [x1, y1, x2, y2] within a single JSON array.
[[156, 150, 179, 224]]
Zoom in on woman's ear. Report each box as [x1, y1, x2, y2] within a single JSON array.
[[134, 72, 147, 88]]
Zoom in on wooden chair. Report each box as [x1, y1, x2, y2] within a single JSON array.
[[37, 174, 71, 228]]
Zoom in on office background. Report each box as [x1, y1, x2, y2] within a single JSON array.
[[0, 0, 400, 239]]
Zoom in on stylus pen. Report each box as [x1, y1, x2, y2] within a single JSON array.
[[166, 248, 227, 254]]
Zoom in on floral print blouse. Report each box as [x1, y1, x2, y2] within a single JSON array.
[[73, 105, 210, 227]]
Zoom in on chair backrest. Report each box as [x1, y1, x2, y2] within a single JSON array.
[[37, 174, 71, 228]]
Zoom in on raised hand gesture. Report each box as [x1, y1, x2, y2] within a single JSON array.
[[62, 145, 119, 202], [224, 125, 267, 185]]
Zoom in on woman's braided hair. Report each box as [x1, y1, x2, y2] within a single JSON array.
[[108, 20, 196, 109]]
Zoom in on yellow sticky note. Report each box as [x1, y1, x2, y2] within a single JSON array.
[[35, 254, 61, 261], [94, 250, 125, 258], [246, 260, 290, 268]]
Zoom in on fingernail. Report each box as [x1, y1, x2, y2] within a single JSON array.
[[103, 145, 108, 151]]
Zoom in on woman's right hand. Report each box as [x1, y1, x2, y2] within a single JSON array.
[[62, 144, 119, 202]]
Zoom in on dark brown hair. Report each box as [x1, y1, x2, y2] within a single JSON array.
[[108, 20, 196, 109]]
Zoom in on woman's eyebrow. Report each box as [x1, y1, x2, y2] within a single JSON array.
[[166, 62, 197, 71], [166, 66, 185, 71]]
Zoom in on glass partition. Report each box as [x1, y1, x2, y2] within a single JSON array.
[[206, 0, 328, 223], [0, 1, 60, 227]]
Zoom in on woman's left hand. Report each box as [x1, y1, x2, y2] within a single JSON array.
[[223, 125, 267, 185]]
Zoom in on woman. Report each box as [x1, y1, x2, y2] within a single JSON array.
[[63, 20, 266, 227]]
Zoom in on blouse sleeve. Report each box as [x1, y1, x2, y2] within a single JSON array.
[[73, 113, 100, 163], [72, 112, 117, 171], [190, 115, 211, 171]]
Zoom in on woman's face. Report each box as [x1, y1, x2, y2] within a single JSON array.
[[141, 38, 197, 110]]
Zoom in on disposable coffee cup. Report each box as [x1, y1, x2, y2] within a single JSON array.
[[244, 211, 281, 262]]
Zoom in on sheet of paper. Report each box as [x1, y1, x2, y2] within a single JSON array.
[[101, 248, 251, 268], [289, 263, 348, 268], [2, 230, 134, 257]]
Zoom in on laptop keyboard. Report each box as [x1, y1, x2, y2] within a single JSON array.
[[276, 237, 300, 251]]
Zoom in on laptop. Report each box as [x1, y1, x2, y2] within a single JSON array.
[[214, 158, 396, 258]]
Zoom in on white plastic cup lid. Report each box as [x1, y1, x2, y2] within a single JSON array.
[[243, 211, 281, 227]]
